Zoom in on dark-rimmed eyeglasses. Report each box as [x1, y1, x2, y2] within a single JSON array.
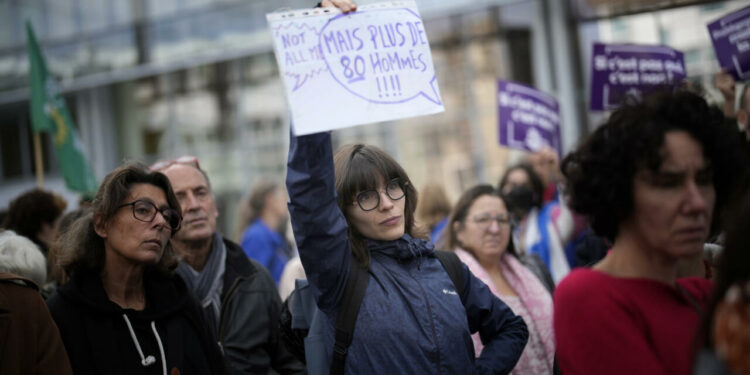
[[118, 200, 182, 231], [149, 156, 200, 172], [472, 213, 510, 228], [353, 178, 407, 211]]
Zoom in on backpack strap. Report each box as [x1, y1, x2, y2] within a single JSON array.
[[434, 250, 465, 297], [330, 261, 369, 375]]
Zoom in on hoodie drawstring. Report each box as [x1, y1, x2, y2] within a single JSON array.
[[122, 314, 168, 375]]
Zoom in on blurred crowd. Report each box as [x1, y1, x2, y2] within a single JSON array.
[[3, 1, 750, 375]]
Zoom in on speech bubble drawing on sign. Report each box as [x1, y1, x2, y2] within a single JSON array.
[[272, 21, 327, 92], [318, 7, 442, 105]]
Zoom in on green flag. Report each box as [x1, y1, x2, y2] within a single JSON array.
[[26, 21, 98, 194]]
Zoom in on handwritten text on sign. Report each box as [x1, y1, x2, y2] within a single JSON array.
[[590, 43, 685, 111], [497, 80, 561, 156], [268, 2, 444, 135], [708, 5, 750, 80]]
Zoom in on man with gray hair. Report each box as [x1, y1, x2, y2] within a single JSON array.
[[152, 157, 304, 375]]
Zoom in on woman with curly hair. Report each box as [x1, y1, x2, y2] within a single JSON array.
[[554, 89, 746, 374]]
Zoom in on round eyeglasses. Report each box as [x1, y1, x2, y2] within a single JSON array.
[[118, 200, 182, 231], [353, 178, 407, 211]]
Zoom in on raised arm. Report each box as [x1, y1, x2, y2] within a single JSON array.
[[286, 131, 352, 312], [459, 264, 529, 374]]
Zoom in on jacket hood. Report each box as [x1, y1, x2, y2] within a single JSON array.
[[366, 234, 435, 260], [58, 267, 189, 320]]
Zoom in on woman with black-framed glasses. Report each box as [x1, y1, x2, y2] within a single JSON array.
[[286, 127, 528, 374], [46, 162, 224, 375], [443, 185, 555, 374]]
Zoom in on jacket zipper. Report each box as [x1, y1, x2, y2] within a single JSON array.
[[412, 268, 442, 375]]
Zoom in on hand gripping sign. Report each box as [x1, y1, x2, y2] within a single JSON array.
[[267, 1, 444, 135]]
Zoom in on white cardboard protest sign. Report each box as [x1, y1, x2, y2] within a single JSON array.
[[267, 1, 444, 135]]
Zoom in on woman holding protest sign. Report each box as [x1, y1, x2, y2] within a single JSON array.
[[554, 89, 745, 374], [287, 128, 528, 374], [287, 7, 526, 374]]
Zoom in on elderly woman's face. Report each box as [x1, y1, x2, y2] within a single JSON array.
[[455, 195, 511, 262], [96, 183, 173, 266], [622, 130, 715, 259]]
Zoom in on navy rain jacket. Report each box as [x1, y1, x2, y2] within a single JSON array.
[[286, 131, 528, 374]]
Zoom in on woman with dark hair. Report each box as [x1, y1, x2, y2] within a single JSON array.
[[287, 129, 528, 373], [555, 89, 745, 374], [46, 162, 224, 375], [445, 184, 554, 374], [499, 164, 574, 284]]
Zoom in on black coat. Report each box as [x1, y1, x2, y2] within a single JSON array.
[[47, 268, 224, 375], [217, 238, 305, 374]]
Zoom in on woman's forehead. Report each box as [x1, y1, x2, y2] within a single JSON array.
[[469, 195, 506, 213], [127, 183, 167, 204]]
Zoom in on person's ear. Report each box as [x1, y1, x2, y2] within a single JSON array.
[[93, 215, 108, 239]]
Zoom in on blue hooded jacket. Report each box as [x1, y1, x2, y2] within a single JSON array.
[[286, 131, 528, 374]]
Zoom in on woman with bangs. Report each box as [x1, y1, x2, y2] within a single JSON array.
[[287, 129, 528, 373], [288, 85, 527, 375]]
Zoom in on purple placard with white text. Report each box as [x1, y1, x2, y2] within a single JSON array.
[[708, 5, 750, 81], [590, 43, 686, 111], [267, 1, 444, 135], [497, 80, 561, 156]]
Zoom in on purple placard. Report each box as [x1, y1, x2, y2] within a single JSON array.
[[590, 43, 686, 111], [708, 5, 750, 81], [497, 79, 561, 156]]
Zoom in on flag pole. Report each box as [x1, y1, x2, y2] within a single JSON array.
[[33, 130, 44, 187]]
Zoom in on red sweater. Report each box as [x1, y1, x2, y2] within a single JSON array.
[[554, 268, 712, 375]]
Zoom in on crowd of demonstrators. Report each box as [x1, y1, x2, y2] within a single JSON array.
[[236, 182, 293, 284], [443, 185, 554, 374], [416, 183, 452, 244], [555, 89, 745, 374], [2, 188, 67, 255], [45, 162, 225, 375], [153, 158, 305, 374], [3, 2, 750, 374]]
